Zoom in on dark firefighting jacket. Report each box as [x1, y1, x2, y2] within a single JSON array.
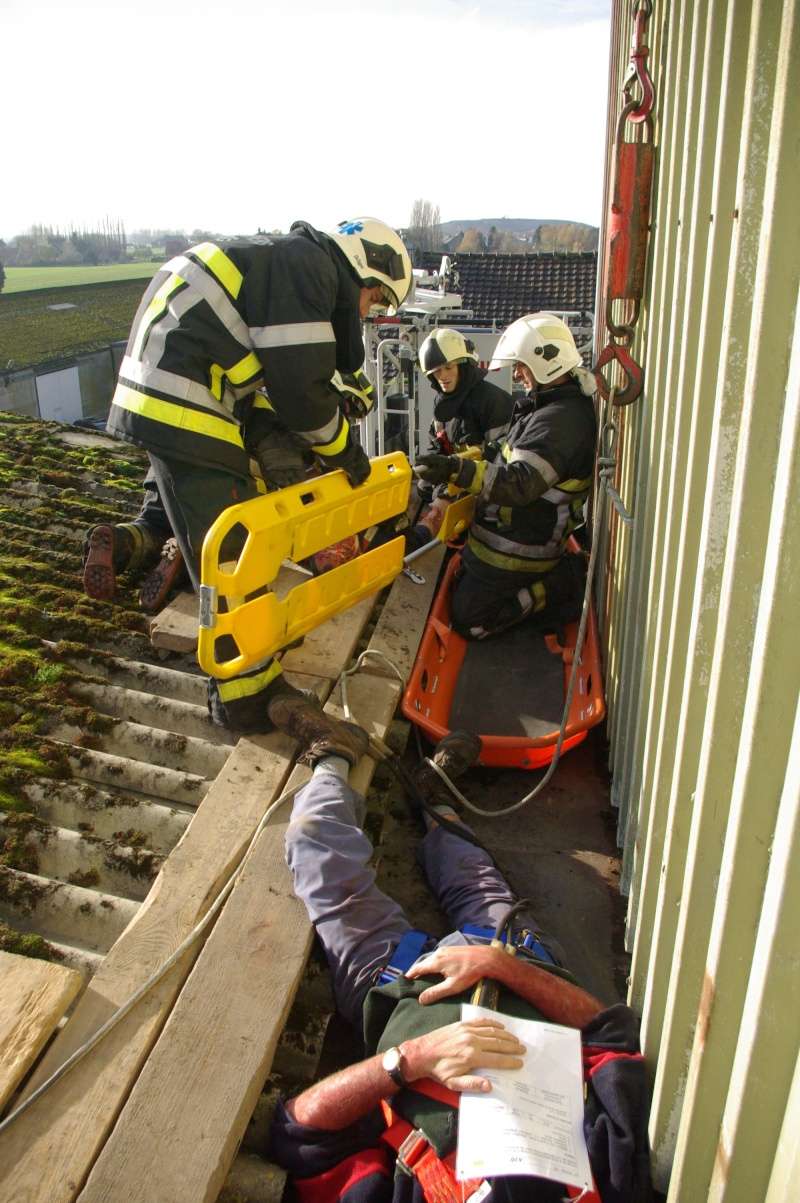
[[463, 379, 597, 577], [427, 361, 512, 454], [106, 223, 364, 477]]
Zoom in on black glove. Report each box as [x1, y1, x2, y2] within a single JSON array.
[[253, 434, 310, 491], [317, 439, 371, 487], [413, 453, 460, 485]]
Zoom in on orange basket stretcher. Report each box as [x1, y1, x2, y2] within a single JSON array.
[[401, 545, 606, 771]]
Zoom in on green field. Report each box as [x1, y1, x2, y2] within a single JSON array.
[[0, 280, 148, 368], [3, 262, 162, 294]]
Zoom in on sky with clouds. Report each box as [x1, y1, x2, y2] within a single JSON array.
[[2, 0, 611, 240]]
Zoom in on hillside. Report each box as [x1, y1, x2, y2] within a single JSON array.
[[438, 217, 598, 254]]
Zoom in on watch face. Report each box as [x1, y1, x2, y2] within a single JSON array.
[[383, 1047, 401, 1071]]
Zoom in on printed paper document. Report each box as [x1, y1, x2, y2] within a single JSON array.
[[455, 1003, 592, 1190]]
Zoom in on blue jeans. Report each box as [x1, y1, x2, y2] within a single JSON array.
[[285, 769, 548, 1027]]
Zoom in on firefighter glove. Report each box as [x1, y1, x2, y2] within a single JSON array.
[[254, 435, 309, 491], [317, 438, 371, 487], [413, 453, 460, 485]]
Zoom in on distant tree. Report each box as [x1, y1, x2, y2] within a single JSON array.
[[0, 256, 5, 294], [456, 228, 486, 253], [532, 223, 598, 253], [164, 236, 188, 257], [408, 198, 442, 261]]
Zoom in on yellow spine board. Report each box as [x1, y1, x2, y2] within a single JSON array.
[[198, 453, 411, 678], [437, 493, 476, 543]]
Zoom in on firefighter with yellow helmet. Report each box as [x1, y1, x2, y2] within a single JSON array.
[[414, 313, 597, 638], [85, 218, 411, 734]]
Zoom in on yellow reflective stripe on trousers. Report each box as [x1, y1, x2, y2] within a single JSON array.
[[216, 659, 282, 701], [112, 386, 245, 448], [189, 242, 243, 299], [251, 393, 274, 410], [312, 416, 349, 456], [467, 534, 561, 575]]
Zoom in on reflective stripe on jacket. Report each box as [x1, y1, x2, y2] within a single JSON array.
[[107, 226, 362, 475], [467, 380, 597, 575]]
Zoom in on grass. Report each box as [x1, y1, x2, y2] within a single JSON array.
[[0, 279, 148, 369], [3, 262, 161, 294]]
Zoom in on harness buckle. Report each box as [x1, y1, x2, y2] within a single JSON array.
[[396, 1127, 429, 1176]]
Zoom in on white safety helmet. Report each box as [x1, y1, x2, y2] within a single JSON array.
[[489, 313, 582, 384], [327, 218, 413, 312], [418, 328, 476, 376]]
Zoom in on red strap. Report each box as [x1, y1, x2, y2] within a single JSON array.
[[381, 1098, 485, 1202]]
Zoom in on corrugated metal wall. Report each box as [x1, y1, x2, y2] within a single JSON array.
[[595, 0, 800, 1197]]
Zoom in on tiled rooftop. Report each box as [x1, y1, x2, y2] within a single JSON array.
[[419, 250, 597, 325]]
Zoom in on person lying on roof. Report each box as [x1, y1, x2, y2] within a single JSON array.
[[268, 715, 651, 1202], [413, 314, 597, 640]]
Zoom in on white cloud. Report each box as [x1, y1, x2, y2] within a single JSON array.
[[1, 0, 610, 239]]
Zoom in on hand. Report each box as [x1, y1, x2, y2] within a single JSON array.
[[413, 453, 459, 485], [407, 945, 508, 1004], [254, 435, 309, 491], [403, 1018, 525, 1093], [318, 439, 371, 487]]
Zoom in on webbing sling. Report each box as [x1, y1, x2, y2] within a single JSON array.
[[380, 1084, 486, 1203]]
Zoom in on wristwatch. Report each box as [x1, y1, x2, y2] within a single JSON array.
[[381, 1045, 407, 1089]]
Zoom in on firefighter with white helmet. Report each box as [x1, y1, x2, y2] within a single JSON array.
[[87, 217, 410, 734], [414, 312, 597, 639]]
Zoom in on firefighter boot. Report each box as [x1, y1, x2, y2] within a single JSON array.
[[139, 537, 188, 613], [267, 693, 369, 768], [83, 523, 161, 602], [413, 730, 482, 816]]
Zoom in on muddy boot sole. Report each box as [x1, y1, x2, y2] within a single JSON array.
[[83, 525, 117, 601], [139, 539, 186, 613]]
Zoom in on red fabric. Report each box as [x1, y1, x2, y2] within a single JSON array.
[[582, 1047, 644, 1078], [294, 1146, 392, 1203]]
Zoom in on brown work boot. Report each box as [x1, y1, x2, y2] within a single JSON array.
[[139, 538, 187, 613], [267, 693, 369, 767], [82, 524, 133, 601], [413, 729, 482, 809]]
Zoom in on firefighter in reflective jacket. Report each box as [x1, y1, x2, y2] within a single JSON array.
[[414, 313, 597, 639], [93, 218, 411, 732], [405, 329, 512, 550]]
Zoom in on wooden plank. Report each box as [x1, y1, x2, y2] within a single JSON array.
[[0, 952, 83, 1111], [77, 673, 402, 1203], [0, 721, 306, 1202], [279, 591, 379, 680], [363, 543, 445, 683], [148, 590, 197, 653]]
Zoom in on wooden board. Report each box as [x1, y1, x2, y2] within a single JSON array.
[[0, 952, 83, 1110], [363, 543, 445, 683], [77, 673, 402, 1203], [148, 590, 198, 653], [0, 721, 306, 1202], [279, 592, 379, 680]]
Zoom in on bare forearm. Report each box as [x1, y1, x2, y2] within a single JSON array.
[[496, 956, 603, 1028], [287, 1053, 398, 1130]]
